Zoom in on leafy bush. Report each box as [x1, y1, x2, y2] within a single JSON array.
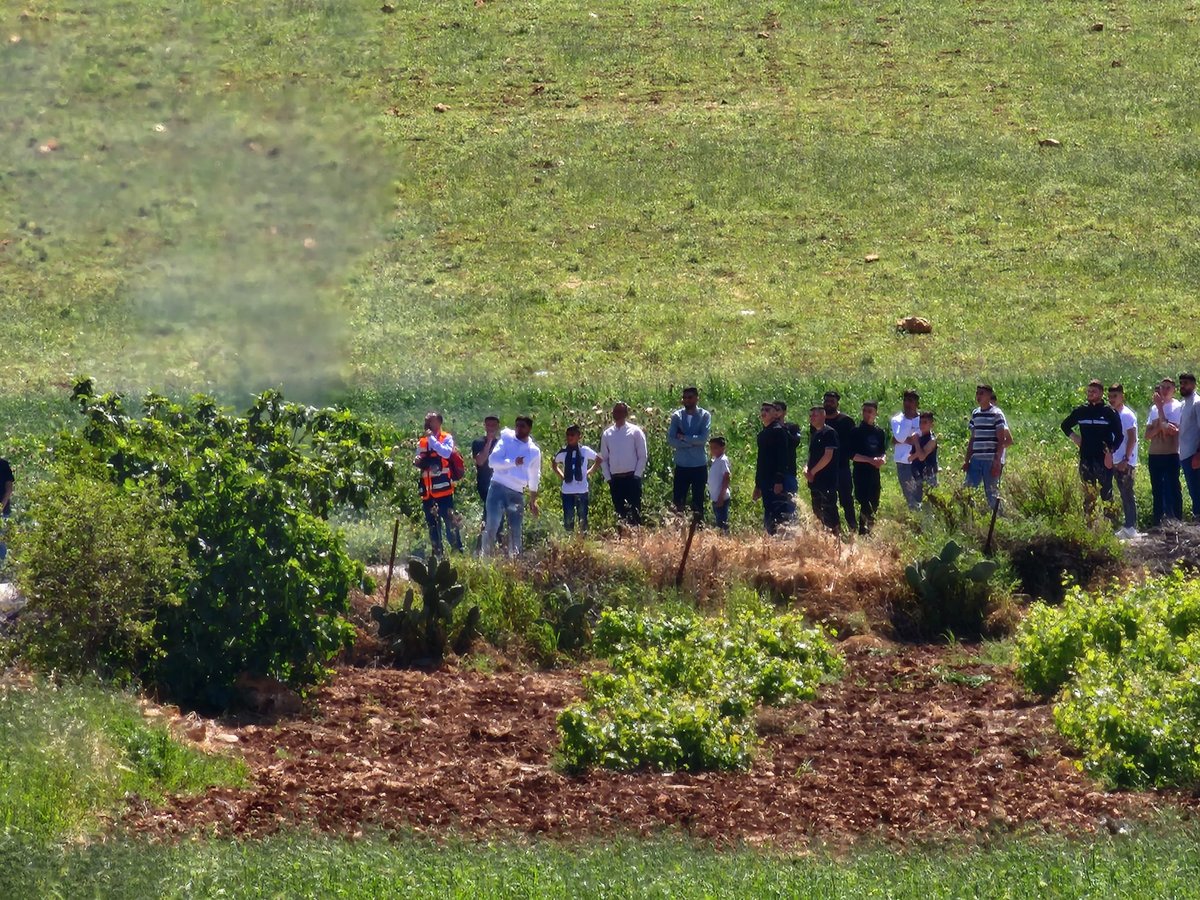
[[557, 604, 842, 773], [1014, 570, 1200, 787], [11, 477, 187, 683], [894, 540, 998, 640], [15, 380, 396, 708]]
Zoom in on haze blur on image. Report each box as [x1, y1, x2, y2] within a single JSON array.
[[0, 2, 392, 401]]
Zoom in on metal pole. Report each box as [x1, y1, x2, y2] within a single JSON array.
[[383, 518, 401, 605]]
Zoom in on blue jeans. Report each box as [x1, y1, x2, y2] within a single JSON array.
[[712, 499, 729, 532], [562, 492, 589, 533], [896, 463, 921, 510], [965, 456, 1002, 509], [1184, 455, 1200, 521], [1148, 454, 1183, 524], [421, 495, 462, 555], [483, 483, 525, 556]]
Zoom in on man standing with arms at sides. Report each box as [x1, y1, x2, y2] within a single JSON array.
[[805, 405, 841, 534], [600, 402, 647, 528], [1179, 373, 1200, 521], [891, 390, 922, 510], [753, 402, 793, 535], [963, 384, 1012, 510], [822, 391, 857, 533], [0, 455, 12, 565], [667, 386, 711, 518], [483, 416, 541, 556], [850, 401, 886, 534], [775, 400, 802, 495], [472, 415, 502, 543], [1109, 384, 1140, 538], [1061, 379, 1124, 521], [414, 412, 463, 557], [1145, 377, 1183, 525]]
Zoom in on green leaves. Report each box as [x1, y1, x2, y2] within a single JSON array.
[[557, 605, 842, 773], [1015, 570, 1200, 788]]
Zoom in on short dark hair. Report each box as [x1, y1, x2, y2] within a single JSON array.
[[774, 400, 788, 412], [919, 410, 935, 421], [1087, 379, 1104, 390], [760, 401, 778, 411], [976, 384, 994, 396], [1108, 383, 1124, 394], [682, 386, 699, 396], [565, 423, 581, 435], [1181, 373, 1197, 383], [484, 414, 500, 423], [425, 411, 444, 423], [515, 415, 534, 427], [903, 389, 919, 401], [709, 435, 726, 447], [861, 400, 878, 410], [823, 390, 840, 401]]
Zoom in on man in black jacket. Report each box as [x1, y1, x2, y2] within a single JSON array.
[[1061, 379, 1124, 519], [823, 391, 858, 533], [753, 402, 794, 535]]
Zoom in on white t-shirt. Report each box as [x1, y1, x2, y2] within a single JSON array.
[[707, 455, 731, 504], [554, 445, 598, 495], [1112, 406, 1139, 467], [890, 413, 920, 464], [1147, 398, 1183, 456]]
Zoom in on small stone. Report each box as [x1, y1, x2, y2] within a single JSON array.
[[433, 103, 448, 113], [1038, 138, 1062, 148], [1090, 22, 1104, 32], [865, 253, 880, 263]]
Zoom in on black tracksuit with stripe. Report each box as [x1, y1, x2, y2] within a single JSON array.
[[1061, 402, 1123, 465]]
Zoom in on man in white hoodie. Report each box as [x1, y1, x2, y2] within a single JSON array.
[[483, 415, 542, 556]]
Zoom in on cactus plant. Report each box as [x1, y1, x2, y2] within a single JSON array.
[[900, 540, 998, 639], [370, 557, 479, 666]]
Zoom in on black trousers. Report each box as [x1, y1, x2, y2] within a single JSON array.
[[609, 474, 643, 526], [853, 463, 881, 534], [809, 485, 840, 533], [835, 466, 857, 531], [673, 465, 707, 516]]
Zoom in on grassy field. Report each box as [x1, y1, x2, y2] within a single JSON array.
[[5, 825, 1200, 899], [2, 1, 1198, 404]]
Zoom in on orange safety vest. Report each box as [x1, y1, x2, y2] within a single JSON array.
[[418, 433, 455, 500]]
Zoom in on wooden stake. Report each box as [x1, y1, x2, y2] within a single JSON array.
[[383, 518, 401, 605]]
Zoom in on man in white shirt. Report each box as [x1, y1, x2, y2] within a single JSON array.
[[600, 402, 647, 527], [482, 415, 541, 557], [890, 389, 922, 510], [1108, 384, 1139, 538], [1146, 376, 1184, 525], [1180, 373, 1200, 521]]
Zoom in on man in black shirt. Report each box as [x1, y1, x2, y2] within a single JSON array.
[[753, 402, 794, 535], [471, 415, 502, 541], [1061, 379, 1124, 520], [775, 400, 802, 494], [806, 406, 840, 534], [823, 391, 858, 533], [850, 401, 887, 534]]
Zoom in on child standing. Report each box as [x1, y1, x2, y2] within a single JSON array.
[[909, 411, 938, 506], [707, 436, 732, 532], [552, 424, 599, 533]]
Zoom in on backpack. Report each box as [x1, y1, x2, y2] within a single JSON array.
[[448, 448, 466, 482]]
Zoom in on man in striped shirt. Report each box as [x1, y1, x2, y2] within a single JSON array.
[[963, 385, 1011, 510]]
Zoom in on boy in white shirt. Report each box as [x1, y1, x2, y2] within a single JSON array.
[[553, 425, 599, 533], [707, 436, 732, 533]]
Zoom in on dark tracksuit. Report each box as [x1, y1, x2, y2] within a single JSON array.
[[1061, 401, 1124, 510], [756, 421, 795, 534], [825, 412, 858, 532]]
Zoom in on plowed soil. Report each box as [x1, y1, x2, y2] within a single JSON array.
[[124, 644, 1165, 846]]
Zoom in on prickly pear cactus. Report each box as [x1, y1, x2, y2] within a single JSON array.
[[370, 557, 479, 666]]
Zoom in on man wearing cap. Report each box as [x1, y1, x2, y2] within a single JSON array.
[[1146, 377, 1184, 525], [822, 391, 857, 532], [1179, 373, 1200, 521], [963, 384, 1011, 510], [600, 402, 647, 527], [890, 390, 922, 510], [1061, 379, 1124, 520]]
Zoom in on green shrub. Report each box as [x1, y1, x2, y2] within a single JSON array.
[[557, 604, 842, 773], [15, 380, 396, 709], [894, 540, 998, 640], [11, 477, 187, 683], [1014, 570, 1200, 788]]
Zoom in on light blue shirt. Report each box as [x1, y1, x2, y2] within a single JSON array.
[[668, 407, 712, 468]]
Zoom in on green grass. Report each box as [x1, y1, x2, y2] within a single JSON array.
[[2, 1, 1198, 400], [0, 677, 245, 840], [4, 825, 1200, 899]]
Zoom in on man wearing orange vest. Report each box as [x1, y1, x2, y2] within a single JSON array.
[[414, 411, 462, 556]]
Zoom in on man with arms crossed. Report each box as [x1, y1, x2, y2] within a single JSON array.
[[1179, 373, 1200, 521], [850, 401, 886, 534], [1109, 384, 1140, 538], [890, 390, 922, 510], [667, 387, 711, 518], [483, 416, 541, 557], [1145, 377, 1183, 525]]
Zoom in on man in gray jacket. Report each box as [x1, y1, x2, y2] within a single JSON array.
[[667, 386, 712, 517]]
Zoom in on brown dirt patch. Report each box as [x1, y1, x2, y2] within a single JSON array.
[[122, 644, 1175, 846]]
